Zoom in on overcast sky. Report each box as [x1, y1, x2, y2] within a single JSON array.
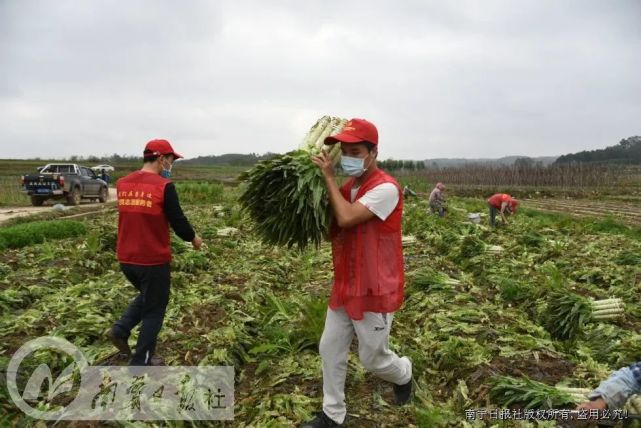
[[1, 0, 639, 160]]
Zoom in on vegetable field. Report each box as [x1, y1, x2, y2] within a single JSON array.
[[1, 183, 641, 427], [525, 198, 641, 227]]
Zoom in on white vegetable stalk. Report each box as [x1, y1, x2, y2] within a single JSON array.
[[556, 387, 591, 403], [592, 314, 622, 321], [301, 116, 331, 150], [591, 298, 621, 304], [486, 245, 504, 254], [590, 298, 624, 320], [402, 235, 417, 247], [300, 116, 347, 165]]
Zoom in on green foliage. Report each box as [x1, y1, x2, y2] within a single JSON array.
[[182, 152, 279, 166], [490, 376, 575, 409], [174, 181, 224, 204], [579, 324, 624, 365], [456, 234, 485, 261], [434, 337, 489, 372], [239, 150, 329, 249], [495, 277, 536, 303], [543, 292, 592, 341], [555, 135, 641, 164], [0, 220, 86, 250], [0, 176, 27, 207], [517, 230, 545, 248], [416, 406, 450, 427], [378, 159, 426, 171], [615, 334, 641, 366], [84, 231, 102, 253], [291, 296, 327, 352], [615, 250, 641, 265]]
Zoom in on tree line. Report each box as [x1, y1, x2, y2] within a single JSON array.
[[555, 136, 641, 164]]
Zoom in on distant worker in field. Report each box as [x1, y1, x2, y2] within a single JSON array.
[[428, 182, 446, 217], [487, 193, 519, 227], [305, 119, 412, 428], [107, 139, 203, 366]]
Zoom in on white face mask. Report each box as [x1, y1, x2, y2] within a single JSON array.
[[340, 152, 372, 177]]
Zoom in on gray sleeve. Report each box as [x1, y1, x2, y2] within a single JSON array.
[[589, 367, 641, 409]]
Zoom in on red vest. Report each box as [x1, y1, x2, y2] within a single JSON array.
[[116, 171, 171, 265], [329, 169, 404, 320], [488, 193, 510, 208]]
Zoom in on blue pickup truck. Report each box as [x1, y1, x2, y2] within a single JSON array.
[[21, 163, 109, 206]]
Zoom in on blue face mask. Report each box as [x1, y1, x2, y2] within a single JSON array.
[[340, 154, 370, 177], [160, 158, 173, 178]]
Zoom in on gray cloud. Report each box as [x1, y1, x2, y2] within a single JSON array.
[[1, 0, 639, 160]]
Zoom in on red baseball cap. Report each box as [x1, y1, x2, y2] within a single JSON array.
[[324, 118, 379, 145], [144, 139, 183, 159]]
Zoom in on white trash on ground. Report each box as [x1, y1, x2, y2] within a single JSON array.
[[468, 213, 481, 224]]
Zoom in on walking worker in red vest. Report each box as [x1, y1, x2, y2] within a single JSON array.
[[107, 139, 203, 366], [303, 119, 412, 428], [487, 193, 519, 227]]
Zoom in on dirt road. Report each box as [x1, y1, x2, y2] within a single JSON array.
[[0, 188, 117, 225]]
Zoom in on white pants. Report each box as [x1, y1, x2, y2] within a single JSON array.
[[319, 307, 412, 424]]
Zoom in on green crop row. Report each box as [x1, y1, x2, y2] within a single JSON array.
[[0, 219, 86, 250]]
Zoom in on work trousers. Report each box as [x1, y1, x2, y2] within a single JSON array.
[[112, 263, 170, 365], [319, 307, 412, 424]]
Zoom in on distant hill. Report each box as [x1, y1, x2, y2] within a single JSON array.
[[555, 136, 641, 164], [423, 156, 558, 168], [182, 153, 279, 166]]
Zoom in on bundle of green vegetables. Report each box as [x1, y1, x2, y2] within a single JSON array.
[[544, 293, 625, 340], [412, 267, 461, 291], [544, 292, 592, 340], [489, 376, 576, 409], [239, 116, 347, 249]]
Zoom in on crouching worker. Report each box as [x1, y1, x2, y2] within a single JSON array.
[[429, 182, 446, 217], [304, 119, 412, 428], [107, 139, 203, 366], [487, 193, 519, 227]]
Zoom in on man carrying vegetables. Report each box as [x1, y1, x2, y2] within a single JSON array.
[[107, 139, 203, 366], [302, 119, 412, 427]]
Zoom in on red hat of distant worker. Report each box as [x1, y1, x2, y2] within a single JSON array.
[[144, 139, 183, 159], [324, 118, 379, 146]]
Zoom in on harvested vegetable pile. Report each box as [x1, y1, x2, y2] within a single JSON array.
[[239, 116, 346, 249]]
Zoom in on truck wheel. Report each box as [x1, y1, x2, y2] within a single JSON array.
[[66, 187, 81, 206], [98, 187, 108, 203], [30, 196, 45, 207]]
